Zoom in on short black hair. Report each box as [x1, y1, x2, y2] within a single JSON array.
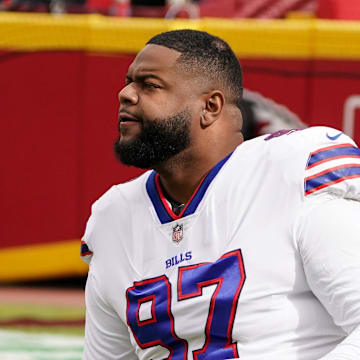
[[147, 29, 243, 109]]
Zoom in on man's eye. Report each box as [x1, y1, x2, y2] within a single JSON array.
[[144, 82, 161, 89]]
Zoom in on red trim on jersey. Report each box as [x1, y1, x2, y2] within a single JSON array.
[[177, 262, 211, 300], [308, 143, 354, 157], [305, 163, 360, 182], [126, 275, 188, 359], [136, 295, 157, 327], [198, 278, 225, 359], [80, 240, 93, 257], [306, 154, 360, 170], [154, 173, 206, 220], [305, 173, 360, 195], [177, 250, 246, 359], [81, 252, 93, 257], [226, 250, 246, 357]]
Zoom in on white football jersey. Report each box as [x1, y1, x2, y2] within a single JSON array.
[[81, 126, 360, 360]]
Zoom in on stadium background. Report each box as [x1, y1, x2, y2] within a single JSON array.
[[1, 1, 360, 358]]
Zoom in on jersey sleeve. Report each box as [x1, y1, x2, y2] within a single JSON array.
[[81, 186, 138, 359], [297, 197, 360, 359], [303, 128, 360, 199], [83, 270, 137, 360], [80, 186, 119, 265]]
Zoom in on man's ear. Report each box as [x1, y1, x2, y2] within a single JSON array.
[[200, 90, 225, 128]]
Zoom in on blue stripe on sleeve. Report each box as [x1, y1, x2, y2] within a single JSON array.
[[305, 166, 360, 194], [308, 146, 360, 167]]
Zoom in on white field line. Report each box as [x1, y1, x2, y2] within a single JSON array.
[[0, 329, 83, 360]]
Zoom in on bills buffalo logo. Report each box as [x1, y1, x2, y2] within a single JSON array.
[[172, 224, 183, 244]]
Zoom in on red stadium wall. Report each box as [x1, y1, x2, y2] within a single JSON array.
[[2, 52, 360, 248], [1, 15, 360, 281]]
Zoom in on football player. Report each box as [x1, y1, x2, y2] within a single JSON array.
[[81, 29, 360, 359]]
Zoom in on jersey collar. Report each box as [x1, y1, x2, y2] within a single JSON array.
[[146, 152, 233, 224]]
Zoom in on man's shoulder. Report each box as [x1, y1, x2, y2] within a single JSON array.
[[248, 126, 356, 159], [262, 125, 354, 146], [231, 126, 360, 198], [257, 126, 360, 198]]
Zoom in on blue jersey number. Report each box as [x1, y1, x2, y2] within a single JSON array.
[[126, 249, 246, 359], [126, 275, 188, 359]]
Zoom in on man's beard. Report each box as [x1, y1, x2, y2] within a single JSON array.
[[114, 109, 192, 169]]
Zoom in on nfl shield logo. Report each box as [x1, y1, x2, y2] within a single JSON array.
[[172, 224, 183, 244]]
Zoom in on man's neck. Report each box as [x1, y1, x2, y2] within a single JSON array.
[[156, 164, 207, 205], [158, 179, 186, 215], [154, 137, 242, 204]]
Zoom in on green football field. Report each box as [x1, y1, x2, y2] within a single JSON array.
[[0, 302, 85, 359]]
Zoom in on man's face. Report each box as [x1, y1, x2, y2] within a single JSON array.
[[114, 44, 198, 169]]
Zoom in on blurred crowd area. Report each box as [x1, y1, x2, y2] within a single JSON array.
[[0, 0, 359, 21]]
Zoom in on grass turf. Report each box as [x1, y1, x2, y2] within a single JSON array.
[[0, 303, 85, 335], [0, 303, 85, 320]]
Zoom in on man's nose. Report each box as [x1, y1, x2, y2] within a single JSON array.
[[118, 84, 139, 105]]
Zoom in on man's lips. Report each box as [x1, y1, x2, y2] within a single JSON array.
[[118, 111, 140, 123], [118, 111, 142, 133]]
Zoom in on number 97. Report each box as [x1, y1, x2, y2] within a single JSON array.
[[126, 249, 246, 360]]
